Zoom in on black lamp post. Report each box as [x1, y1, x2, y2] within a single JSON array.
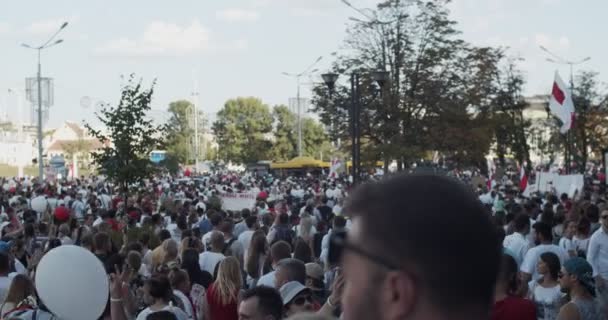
[[321, 70, 389, 184]]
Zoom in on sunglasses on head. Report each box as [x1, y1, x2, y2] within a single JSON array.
[[328, 231, 399, 270], [291, 295, 313, 306]]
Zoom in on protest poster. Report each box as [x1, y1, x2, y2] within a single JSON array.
[[219, 192, 256, 211]]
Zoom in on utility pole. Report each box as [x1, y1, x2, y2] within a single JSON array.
[[22, 22, 68, 180], [282, 55, 323, 157]]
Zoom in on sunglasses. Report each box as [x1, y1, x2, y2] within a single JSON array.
[[328, 231, 399, 270], [291, 295, 313, 306], [601, 215, 608, 220]]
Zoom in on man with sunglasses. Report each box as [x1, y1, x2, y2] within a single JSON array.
[[587, 209, 608, 313], [280, 281, 314, 318], [326, 174, 501, 320]]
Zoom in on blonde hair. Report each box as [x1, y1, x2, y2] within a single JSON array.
[[213, 256, 242, 305], [4, 274, 35, 305]]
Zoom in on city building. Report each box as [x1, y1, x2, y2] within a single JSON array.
[[44, 121, 105, 167]]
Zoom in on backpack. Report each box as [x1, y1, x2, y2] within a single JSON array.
[[272, 225, 294, 245], [222, 238, 238, 255]]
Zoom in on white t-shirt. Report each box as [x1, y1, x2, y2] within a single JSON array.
[[558, 237, 574, 253], [30, 196, 48, 214], [503, 232, 530, 266], [167, 223, 181, 244], [239, 230, 255, 255], [202, 231, 214, 251], [173, 290, 194, 319], [136, 304, 189, 320], [587, 227, 608, 279], [256, 270, 276, 288], [530, 282, 562, 320], [521, 244, 569, 281], [572, 236, 590, 256], [198, 251, 225, 274]]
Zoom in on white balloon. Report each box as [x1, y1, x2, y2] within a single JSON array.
[[35, 245, 109, 320]]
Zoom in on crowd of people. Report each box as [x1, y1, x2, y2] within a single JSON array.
[[0, 169, 603, 320]]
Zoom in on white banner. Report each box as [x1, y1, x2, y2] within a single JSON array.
[[535, 172, 584, 197], [220, 192, 257, 211]]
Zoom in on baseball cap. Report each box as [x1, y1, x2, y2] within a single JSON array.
[[279, 281, 310, 306], [0, 241, 12, 254], [305, 263, 324, 281]]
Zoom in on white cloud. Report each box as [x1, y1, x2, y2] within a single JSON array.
[[216, 9, 260, 22], [95, 20, 211, 57]]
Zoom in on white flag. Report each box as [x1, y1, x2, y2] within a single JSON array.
[[548, 72, 576, 133]]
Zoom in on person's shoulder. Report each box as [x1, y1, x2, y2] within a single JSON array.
[[557, 301, 579, 319]]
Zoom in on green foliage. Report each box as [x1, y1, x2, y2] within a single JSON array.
[[571, 71, 608, 170], [312, 0, 528, 171], [270, 105, 297, 161], [212, 97, 273, 164], [165, 100, 194, 164], [85, 75, 165, 193], [301, 117, 332, 160]]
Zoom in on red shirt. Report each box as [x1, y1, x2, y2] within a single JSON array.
[[206, 283, 238, 320], [491, 296, 536, 320]]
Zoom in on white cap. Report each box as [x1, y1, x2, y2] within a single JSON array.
[[279, 281, 309, 306]]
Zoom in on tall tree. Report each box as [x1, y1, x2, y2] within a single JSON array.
[[212, 97, 273, 164], [165, 100, 194, 164], [301, 118, 332, 161], [571, 71, 608, 170], [271, 105, 297, 161], [85, 75, 165, 193], [313, 0, 507, 170]]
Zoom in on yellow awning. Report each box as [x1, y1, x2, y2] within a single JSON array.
[[271, 157, 330, 169]]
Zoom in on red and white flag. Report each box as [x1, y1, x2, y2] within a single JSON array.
[[549, 72, 576, 133], [519, 166, 528, 191]]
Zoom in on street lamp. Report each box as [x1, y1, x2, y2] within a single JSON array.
[[22, 21, 68, 180], [321, 70, 389, 185], [282, 56, 323, 157], [540, 45, 591, 174]]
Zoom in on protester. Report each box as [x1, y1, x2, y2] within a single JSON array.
[[521, 222, 569, 289], [293, 238, 313, 264], [503, 214, 531, 266], [136, 275, 189, 320], [257, 241, 292, 288], [0, 274, 35, 318], [280, 281, 314, 318], [556, 257, 602, 320], [169, 269, 196, 320], [491, 253, 537, 320], [333, 174, 502, 320], [198, 231, 226, 275], [559, 219, 577, 257], [573, 217, 592, 257], [305, 262, 327, 305], [204, 256, 241, 320], [586, 209, 608, 316], [239, 215, 259, 262], [275, 258, 307, 290], [528, 252, 562, 320], [239, 286, 284, 320], [246, 230, 270, 288]]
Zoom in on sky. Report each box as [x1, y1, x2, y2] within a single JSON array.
[[0, 0, 606, 129]]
